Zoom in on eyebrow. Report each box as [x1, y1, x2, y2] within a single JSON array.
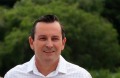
[[38, 35, 46, 37], [38, 35, 60, 38], [52, 35, 60, 38]]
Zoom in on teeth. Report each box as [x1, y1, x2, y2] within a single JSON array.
[[44, 51, 54, 52], [44, 51, 54, 53], [43, 47, 56, 53]]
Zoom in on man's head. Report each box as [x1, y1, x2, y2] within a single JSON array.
[[29, 14, 66, 63], [30, 14, 65, 40]]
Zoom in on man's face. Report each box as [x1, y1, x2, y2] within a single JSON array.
[[29, 21, 66, 63]]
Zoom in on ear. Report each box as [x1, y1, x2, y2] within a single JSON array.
[[62, 37, 66, 50], [29, 36, 34, 50]]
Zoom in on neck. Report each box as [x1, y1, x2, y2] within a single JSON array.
[[35, 57, 59, 76]]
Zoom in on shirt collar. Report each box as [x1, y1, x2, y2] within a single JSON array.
[[56, 55, 67, 74], [26, 55, 67, 74], [26, 55, 35, 73]]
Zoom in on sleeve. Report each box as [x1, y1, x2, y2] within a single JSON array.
[[4, 72, 11, 78], [4, 70, 16, 78]]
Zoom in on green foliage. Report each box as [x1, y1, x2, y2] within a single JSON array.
[[90, 69, 120, 78], [0, 6, 8, 41], [66, 12, 120, 69], [102, 0, 120, 43], [77, 0, 105, 14], [90, 69, 112, 78], [0, 0, 120, 76]]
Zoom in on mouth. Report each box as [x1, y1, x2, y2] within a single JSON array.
[[42, 47, 56, 54], [43, 51, 55, 53]]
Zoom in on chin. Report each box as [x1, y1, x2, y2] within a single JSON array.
[[44, 57, 58, 62]]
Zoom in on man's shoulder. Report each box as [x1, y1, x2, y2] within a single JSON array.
[[66, 62, 92, 78], [66, 62, 87, 72], [4, 62, 29, 78]]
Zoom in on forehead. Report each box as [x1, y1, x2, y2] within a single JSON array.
[[35, 21, 62, 36]]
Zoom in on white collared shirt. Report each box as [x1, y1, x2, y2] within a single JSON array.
[[4, 55, 92, 78]]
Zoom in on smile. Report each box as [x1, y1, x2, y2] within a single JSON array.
[[43, 51, 55, 53]]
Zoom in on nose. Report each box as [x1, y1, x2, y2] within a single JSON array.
[[46, 39, 53, 48]]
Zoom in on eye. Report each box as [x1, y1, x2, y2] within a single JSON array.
[[52, 37, 59, 41], [38, 37, 47, 41]]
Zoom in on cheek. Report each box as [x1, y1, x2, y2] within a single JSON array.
[[61, 43, 65, 50], [55, 42, 64, 50], [61, 45, 65, 50], [33, 41, 42, 50]]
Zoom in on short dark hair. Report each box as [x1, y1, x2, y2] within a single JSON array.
[[30, 14, 65, 40]]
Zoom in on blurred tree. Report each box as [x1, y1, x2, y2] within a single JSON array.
[[72, 0, 120, 44], [78, 0, 105, 14], [0, 0, 19, 7], [0, 6, 7, 41], [101, 0, 120, 43]]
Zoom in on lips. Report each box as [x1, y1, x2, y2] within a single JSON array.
[[43, 51, 55, 53], [43, 47, 56, 53]]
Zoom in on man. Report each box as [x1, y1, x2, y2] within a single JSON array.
[[4, 15, 92, 78]]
